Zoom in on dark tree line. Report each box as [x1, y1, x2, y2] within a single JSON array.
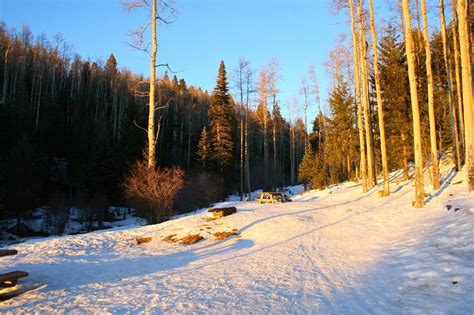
[[0, 23, 306, 234]]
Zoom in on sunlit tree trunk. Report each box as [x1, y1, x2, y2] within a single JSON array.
[[349, 0, 368, 193], [147, 0, 157, 168], [421, 0, 440, 190], [368, 0, 390, 196], [451, 0, 465, 152], [457, 0, 474, 191], [357, 0, 375, 188], [439, 0, 462, 171], [402, 0, 425, 207]]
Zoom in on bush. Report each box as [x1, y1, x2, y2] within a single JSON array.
[[174, 170, 224, 214], [123, 159, 184, 224]]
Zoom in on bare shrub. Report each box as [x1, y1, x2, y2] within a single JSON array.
[[174, 170, 224, 214], [123, 159, 184, 224], [47, 191, 70, 235]]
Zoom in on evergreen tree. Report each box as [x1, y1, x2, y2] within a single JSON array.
[[379, 25, 412, 178], [196, 127, 210, 167], [208, 61, 234, 170], [298, 144, 324, 190]]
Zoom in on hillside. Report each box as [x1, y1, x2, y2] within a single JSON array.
[[1, 167, 473, 314]]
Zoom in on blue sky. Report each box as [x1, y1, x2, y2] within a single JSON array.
[[1, 0, 388, 125]]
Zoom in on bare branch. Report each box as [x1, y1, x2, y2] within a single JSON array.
[[133, 120, 149, 134], [155, 63, 181, 73]]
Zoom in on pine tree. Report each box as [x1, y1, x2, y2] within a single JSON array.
[[379, 25, 412, 179], [298, 144, 324, 190], [208, 61, 234, 170], [196, 127, 210, 167]]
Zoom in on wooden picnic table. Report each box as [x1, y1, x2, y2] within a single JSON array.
[[0, 249, 29, 288]]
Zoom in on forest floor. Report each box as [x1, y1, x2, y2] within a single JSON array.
[[1, 163, 473, 314]]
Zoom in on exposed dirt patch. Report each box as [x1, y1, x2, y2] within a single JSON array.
[[136, 236, 152, 245], [214, 231, 239, 241], [162, 234, 178, 243], [180, 234, 204, 244]]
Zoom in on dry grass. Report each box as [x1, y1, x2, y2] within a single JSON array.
[[136, 236, 152, 245], [214, 231, 239, 241], [180, 234, 204, 244], [162, 234, 178, 243]]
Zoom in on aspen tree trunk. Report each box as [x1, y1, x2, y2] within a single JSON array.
[[452, 0, 465, 151], [148, 0, 157, 168], [457, 0, 474, 191], [421, 0, 441, 190], [440, 0, 462, 171], [245, 83, 251, 197], [403, 0, 425, 207], [350, 0, 368, 193], [357, 0, 375, 188], [240, 117, 244, 200], [273, 120, 277, 189], [290, 123, 295, 185], [263, 101, 269, 190], [0, 41, 9, 105], [368, 0, 390, 196]]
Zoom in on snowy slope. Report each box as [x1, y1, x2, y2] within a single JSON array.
[[1, 167, 473, 314]]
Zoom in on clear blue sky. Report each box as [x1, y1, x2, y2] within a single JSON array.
[[1, 0, 359, 125]]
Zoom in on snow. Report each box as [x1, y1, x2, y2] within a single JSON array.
[[1, 166, 473, 313]]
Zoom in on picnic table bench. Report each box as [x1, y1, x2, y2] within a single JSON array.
[[0, 249, 18, 257], [0, 249, 29, 288]]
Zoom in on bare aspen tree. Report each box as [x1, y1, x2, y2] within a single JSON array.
[[368, 0, 390, 196], [420, 0, 440, 189], [244, 62, 253, 196], [439, 0, 462, 171], [402, 0, 425, 207], [124, 0, 175, 168], [349, 0, 368, 193], [257, 68, 270, 189], [234, 59, 246, 200], [456, 0, 474, 191], [234, 58, 253, 199], [267, 59, 281, 189], [308, 64, 324, 165], [357, 0, 375, 188], [451, 0, 465, 149], [300, 77, 310, 148]]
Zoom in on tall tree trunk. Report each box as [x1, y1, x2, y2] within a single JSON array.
[[350, 0, 368, 193], [368, 0, 390, 196], [357, 0, 375, 188], [440, 0, 462, 171], [421, 0, 441, 189], [240, 116, 244, 200], [148, 0, 158, 168], [457, 0, 474, 191], [402, 0, 425, 207], [452, 0, 465, 154], [0, 41, 9, 105], [245, 85, 251, 197]]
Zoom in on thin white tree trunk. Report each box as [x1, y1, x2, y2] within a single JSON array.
[[148, 0, 157, 168], [439, 0, 462, 171], [368, 0, 390, 196], [456, 0, 474, 191], [421, 0, 440, 190], [350, 0, 368, 193], [402, 0, 425, 207], [357, 0, 375, 188]]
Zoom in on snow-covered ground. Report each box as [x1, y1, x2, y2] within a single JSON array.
[[1, 166, 473, 314]]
